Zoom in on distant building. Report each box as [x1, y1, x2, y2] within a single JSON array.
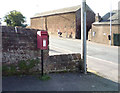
[[88, 10, 120, 46], [30, 5, 95, 39]]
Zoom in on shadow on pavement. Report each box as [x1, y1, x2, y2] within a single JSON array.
[[2, 72, 119, 92]]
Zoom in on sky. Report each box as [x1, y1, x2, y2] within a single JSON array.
[[0, 0, 119, 26]]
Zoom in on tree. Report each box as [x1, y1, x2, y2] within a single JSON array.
[[4, 10, 27, 27]]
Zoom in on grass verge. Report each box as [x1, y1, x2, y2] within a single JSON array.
[[38, 74, 51, 81]]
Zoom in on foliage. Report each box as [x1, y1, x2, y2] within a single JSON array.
[[4, 10, 27, 27], [18, 59, 39, 74], [38, 75, 51, 81], [18, 60, 28, 72], [27, 59, 39, 69], [2, 59, 40, 76], [9, 65, 17, 74], [2, 65, 17, 76], [2, 65, 9, 73]]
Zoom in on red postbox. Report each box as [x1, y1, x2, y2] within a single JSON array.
[[37, 31, 48, 50]]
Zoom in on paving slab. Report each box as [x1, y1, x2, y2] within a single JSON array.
[[2, 72, 119, 91]]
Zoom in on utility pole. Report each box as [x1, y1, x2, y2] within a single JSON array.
[[110, 0, 112, 46], [81, 0, 87, 74], [0, 18, 1, 27], [0, 18, 2, 93]]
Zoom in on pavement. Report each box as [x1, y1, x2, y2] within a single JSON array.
[[2, 72, 119, 91]]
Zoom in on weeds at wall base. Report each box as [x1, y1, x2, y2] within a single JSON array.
[[2, 59, 40, 76], [38, 74, 51, 81]]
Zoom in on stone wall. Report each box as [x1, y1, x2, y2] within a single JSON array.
[[2, 26, 82, 75], [2, 53, 82, 75], [45, 53, 82, 73], [2, 26, 49, 64]]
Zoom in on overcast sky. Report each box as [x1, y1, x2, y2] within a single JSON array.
[[0, 0, 119, 25]]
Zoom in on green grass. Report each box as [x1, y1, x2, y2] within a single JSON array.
[[2, 65, 17, 76], [38, 75, 51, 81], [2, 59, 40, 76]]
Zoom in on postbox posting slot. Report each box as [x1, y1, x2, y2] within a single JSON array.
[[40, 31, 48, 36]]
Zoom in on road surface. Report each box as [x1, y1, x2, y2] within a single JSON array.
[[49, 35, 119, 82], [49, 35, 119, 63]]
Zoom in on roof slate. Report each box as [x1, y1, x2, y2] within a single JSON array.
[[93, 10, 120, 25], [31, 4, 93, 18]]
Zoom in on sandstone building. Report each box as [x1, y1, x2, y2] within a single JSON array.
[[30, 5, 95, 39], [88, 10, 120, 45]]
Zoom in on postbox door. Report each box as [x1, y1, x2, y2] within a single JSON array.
[[37, 31, 48, 50]]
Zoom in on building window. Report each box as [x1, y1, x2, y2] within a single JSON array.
[[93, 32, 96, 36], [103, 33, 106, 36]]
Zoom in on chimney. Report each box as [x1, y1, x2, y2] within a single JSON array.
[[95, 13, 101, 22]]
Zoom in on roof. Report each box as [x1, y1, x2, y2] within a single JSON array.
[[93, 10, 120, 25], [31, 4, 93, 18]]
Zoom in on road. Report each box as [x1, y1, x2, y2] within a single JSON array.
[[49, 35, 119, 82], [49, 35, 119, 63]]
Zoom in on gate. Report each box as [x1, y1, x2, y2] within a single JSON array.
[[113, 33, 120, 46]]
